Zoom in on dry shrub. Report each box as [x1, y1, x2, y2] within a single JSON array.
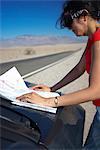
[[24, 48, 36, 55]]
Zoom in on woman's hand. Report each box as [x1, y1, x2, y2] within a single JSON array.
[[30, 84, 51, 92], [16, 92, 54, 107]]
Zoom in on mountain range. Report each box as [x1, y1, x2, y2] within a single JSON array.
[[0, 35, 87, 48]]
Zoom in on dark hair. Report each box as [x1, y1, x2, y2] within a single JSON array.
[[57, 0, 100, 29]]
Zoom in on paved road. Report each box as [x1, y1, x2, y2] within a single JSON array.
[[0, 51, 74, 76]]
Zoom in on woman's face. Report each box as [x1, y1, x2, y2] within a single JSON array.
[[71, 17, 88, 36]]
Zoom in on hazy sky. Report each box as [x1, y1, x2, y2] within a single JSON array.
[[1, 0, 75, 39]]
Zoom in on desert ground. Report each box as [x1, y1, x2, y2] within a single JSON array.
[[0, 43, 86, 63]]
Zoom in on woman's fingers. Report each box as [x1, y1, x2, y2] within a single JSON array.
[[32, 87, 43, 91], [16, 93, 33, 100], [30, 84, 51, 92], [32, 85, 44, 90], [16, 92, 52, 107], [16, 92, 42, 104]]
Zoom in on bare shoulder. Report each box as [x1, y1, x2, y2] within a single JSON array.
[[93, 40, 100, 50], [90, 40, 100, 87], [92, 40, 100, 60]]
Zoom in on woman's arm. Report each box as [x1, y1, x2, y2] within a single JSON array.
[[51, 51, 86, 92], [31, 51, 86, 92]]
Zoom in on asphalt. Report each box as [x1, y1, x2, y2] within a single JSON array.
[[0, 51, 74, 76]]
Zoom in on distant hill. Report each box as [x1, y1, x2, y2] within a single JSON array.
[[0, 35, 87, 48]]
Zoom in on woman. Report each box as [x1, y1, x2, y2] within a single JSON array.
[[17, 0, 100, 149]]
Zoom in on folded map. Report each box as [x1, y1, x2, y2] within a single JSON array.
[[0, 67, 59, 113]]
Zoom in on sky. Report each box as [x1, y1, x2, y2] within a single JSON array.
[[1, 0, 75, 39]]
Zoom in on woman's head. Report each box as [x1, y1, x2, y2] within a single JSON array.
[[58, 0, 100, 36]]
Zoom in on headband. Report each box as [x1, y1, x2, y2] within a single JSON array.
[[71, 9, 89, 20]]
